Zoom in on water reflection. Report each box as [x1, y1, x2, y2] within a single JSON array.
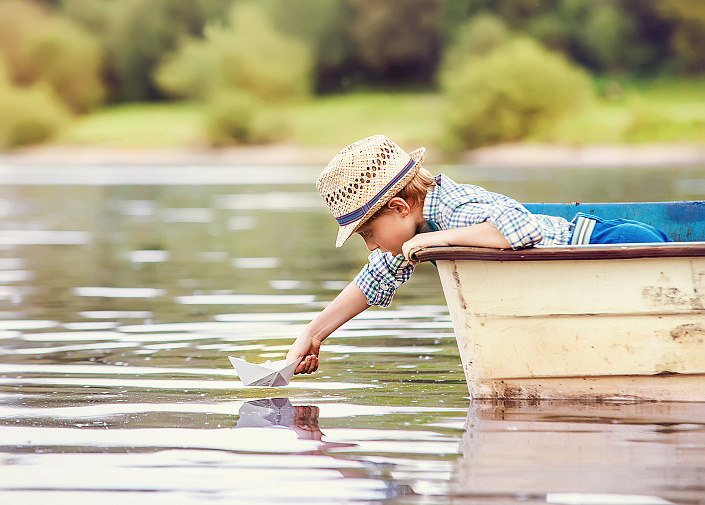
[[0, 163, 704, 504], [238, 398, 343, 446], [453, 401, 705, 505]]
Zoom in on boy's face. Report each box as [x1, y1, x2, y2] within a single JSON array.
[[355, 198, 419, 256]]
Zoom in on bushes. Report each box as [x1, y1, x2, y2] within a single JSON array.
[[156, 2, 312, 145], [156, 3, 312, 102], [204, 90, 284, 146], [442, 34, 594, 148], [0, 77, 72, 149], [0, 0, 105, 113], [19, 20, 105, 113], [101, 0, 232, 102], [441, 14, 510, 70], [0, 0, 102, 149]]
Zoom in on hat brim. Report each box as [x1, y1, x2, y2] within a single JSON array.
[[335, 146, 425, 248]]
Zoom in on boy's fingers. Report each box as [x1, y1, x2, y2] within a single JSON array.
[[294, 358, 308, 374], [295, 355, 318, 375], [303, 356, 318, 374]]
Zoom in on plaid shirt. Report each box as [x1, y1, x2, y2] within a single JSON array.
[[354, 174, 573, 307]]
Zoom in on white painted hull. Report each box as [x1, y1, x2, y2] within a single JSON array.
[[424, 245, 705, 401]]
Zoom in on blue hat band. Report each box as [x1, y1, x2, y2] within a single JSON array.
[[335, 159, 415, 227]]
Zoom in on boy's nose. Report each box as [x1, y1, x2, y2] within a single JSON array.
[[363, 237, 378, 252]]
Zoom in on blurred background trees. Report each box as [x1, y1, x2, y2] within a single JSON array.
[[0, 0, 703, 149]]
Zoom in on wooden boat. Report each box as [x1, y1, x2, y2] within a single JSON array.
[[413, 201, 705, 401]]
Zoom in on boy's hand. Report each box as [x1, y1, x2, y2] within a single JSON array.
[[402, 223, 512, 262], [287, 334, 321, 374], [285, 281, 370, 376], [402, 233, 446, 263]]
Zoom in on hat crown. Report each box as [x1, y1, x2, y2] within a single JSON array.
[[317, 135, 411, 219], [316, 135, 425, 247]]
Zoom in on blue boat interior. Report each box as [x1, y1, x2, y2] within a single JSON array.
[[523, 201, 705, 242]]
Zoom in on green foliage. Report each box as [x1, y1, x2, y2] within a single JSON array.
[[529, 78, 705, 145], [528, 0, 637, 73], [623, 102, 705, 143], [442, 37, 594, 148], [261, 0, 354, 93], [203, 90, 284, 146], [59, 81, 705, 150], [265, 0, 445, 91], [283, 92, 445, 148], [455, 0, 705, 77], [60, 92, 444, 150], [64, 0, 233, 102], [347, 0, 444, 85], [579, 2, 635, 70], [155, 2, 312, 102], [107, 0, 205, 101], [0, 78, 72, 149], [657, 0, 705, 73], [0, 0, 105, 112], [204, 91, 257, 145], [20, 19, 105, 112], [441, 14, 510, 76]]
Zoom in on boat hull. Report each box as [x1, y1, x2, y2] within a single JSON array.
[[424, 246, 705, 401]]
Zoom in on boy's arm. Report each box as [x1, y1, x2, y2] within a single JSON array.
[[287, 281, 370, 374], [402, 221, 511, 262]]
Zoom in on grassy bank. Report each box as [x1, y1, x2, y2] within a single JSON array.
[[532, 78, 705, 145], [58, 79, 705, 152], [59, 92, 446, 151], [59, 101, 206, 149]]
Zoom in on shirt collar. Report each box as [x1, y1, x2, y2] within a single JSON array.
[[422, 174, 441, 222]]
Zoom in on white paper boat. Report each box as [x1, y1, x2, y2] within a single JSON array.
[[228, 356, 302, 387]]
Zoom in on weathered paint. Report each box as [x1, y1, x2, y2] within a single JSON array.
[[435, 253, 705, 401]]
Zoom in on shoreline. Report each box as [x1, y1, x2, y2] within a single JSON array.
[[2, 142, 705, 168]]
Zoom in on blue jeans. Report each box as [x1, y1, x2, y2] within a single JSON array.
[[570, 213, 672, 245]]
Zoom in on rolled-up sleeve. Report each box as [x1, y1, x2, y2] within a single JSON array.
[[485, 203, 543, 249], [354, 250, 415, 307], [434, 176, 543, 250]]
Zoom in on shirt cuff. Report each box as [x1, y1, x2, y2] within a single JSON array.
[[354, 252, 414, 307]]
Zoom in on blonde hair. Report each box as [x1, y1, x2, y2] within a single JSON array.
[[369, 167, 435, 219]]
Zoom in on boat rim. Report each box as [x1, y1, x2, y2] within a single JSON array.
[[411, 242, 705, 262]]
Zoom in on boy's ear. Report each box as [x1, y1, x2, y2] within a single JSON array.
[[386, 197, 411, 216]]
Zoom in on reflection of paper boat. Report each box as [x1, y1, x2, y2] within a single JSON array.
[[228, 356, 302, 387], [236, 398, 296, 428]]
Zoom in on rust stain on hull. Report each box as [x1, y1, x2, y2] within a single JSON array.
[[671, 323, 705, 343]]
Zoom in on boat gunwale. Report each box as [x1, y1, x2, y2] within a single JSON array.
[[412, 242, 705, 262]]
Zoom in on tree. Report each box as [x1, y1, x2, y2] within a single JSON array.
[[0, 0, 105, 112], [443, 38, 594, 148], [61, 0, 233, 102], [657, 0, 705, 72], [347, 0, 444, 86], [262, 0, 358, 93], [155, 2, 312, 102]]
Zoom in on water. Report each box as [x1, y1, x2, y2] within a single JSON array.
[[0, 161, 704, 505]]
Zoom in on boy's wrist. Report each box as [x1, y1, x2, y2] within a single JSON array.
[[300, 324, 328, 345]]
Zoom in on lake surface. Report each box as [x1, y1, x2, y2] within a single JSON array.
[[1, 160, 704, 505]]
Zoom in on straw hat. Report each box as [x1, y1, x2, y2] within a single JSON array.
[[316, 135, 425, 247]]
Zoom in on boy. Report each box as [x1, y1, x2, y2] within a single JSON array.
[[287, 135, 671, 374]]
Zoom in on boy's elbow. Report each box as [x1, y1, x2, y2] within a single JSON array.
[[512, 229, 543, 250], [529, 228, 544, 246]]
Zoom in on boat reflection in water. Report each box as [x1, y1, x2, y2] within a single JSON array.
[[451, 400, 705, 504]]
